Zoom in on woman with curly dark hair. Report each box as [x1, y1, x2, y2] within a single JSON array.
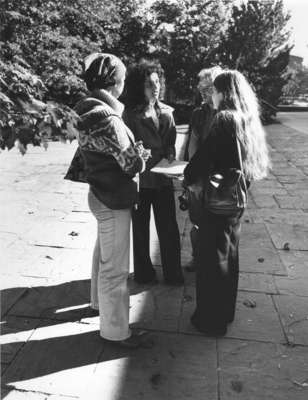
[[123, 59, 184, 285]]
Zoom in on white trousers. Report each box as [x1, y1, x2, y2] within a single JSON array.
[[88, 190, 131, 341]]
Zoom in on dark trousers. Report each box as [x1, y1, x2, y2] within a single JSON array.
[[132, 186, 183, 283], [190, 225, 199, 259], [193, 210, 241, 329]]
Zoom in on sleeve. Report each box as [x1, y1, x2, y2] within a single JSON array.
[[78, 115, 145, 176], [164, 112, 176, 159], [184, 132, 215, 185]]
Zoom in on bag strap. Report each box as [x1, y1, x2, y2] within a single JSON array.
[[235, 135, 248, 195], [235, 135, 243, 172]]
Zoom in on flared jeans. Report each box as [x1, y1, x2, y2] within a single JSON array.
[[88, 190, 131, 341]]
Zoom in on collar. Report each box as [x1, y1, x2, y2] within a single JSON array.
[[133, 100, 173, 115], [90, 89, 124, 116]]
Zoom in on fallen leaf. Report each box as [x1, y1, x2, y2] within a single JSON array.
[[169, 350, 176, 358], [231, 380, 243, 393], [45, 255, 53, 260], [150, 373, 162, 386], [243, 299, 256, 308], [292, 380, 308, 388], [283, 242, 290, 251], [68, 231, 79, 236]]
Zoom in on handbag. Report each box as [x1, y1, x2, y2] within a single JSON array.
[[64, 147, 87, 183], [203, 135, 247, 216], [183, 136, 247, 219]]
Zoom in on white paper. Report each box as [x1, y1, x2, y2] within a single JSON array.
[[150, 158, 188, 176]]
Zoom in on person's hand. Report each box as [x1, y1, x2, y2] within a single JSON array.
[[134, 140, 144, 155], [141, 148, 151, 162], [167, 153, 175, 164], [134, 141, 151, 161]]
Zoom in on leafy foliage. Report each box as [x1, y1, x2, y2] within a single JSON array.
[[0, 0, 293, 153], [217, 0, 292, 121], [0, 59, 79, 154], [150, 0, 233, 101]]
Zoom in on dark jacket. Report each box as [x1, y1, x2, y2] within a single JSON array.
[[184, 110, 244, 185], [75, 91, 144, 209], [187, 102, 216, 160], [124, 101, 176, 189]]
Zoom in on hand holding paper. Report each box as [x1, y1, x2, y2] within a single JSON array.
[[150, 158, 188, 179]]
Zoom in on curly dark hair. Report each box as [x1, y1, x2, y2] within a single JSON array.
[[123, 59, 165, 109]]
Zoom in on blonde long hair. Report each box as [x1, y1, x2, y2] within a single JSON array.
[[213, 70, 270, 181]]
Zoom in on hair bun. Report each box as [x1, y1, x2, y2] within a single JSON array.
[[82, 53, 125, 91]]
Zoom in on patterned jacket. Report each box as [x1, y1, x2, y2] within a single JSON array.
[[71, 91, 145, 209]]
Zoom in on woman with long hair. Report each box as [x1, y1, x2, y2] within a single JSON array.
[[184, 70, 270, 336], [123, 59, 184, 285]]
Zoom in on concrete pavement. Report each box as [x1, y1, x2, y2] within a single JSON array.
[[277, 111, 308, 135], [1, 116, 308, 399]]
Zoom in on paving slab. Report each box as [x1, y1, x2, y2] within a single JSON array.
[[184, 272, 277, 294], [248, 208, 308, 225], [265, 222, 308, 251], [6, 280, 93, 323], [1, 287, 28, 318], [273, 295, 308, 346], [179, 289, 285, 343], [2, 322, 102, 398], [82, 332, 218, 400], [239, 223, 287, 275], [274, 195, 308, 210], [250, 185, 288, 196], [275, 252, 308, 296], [227, 292, 285, 343], [248, 193, 279, 208], [1, 316, 41, 376], [128, 284, 184, 332], [1, 388, 76, 400], [25, 220, 96, 250], [218, 339, 308, 400], [238, 272, 277, 294], [6, 285, 57, 319]]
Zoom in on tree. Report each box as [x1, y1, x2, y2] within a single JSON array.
[[149, 0, 233, 102], [0, 0, 118, 152], [217, 0, 292, 121]]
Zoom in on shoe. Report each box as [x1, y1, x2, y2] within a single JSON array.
[[104, 330, 154, 349], [190, 316, 227, 337]]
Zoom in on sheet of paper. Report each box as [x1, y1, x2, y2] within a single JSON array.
[[150, 158, 188, 176]]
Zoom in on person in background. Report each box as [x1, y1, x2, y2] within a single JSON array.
[[70, 53, 151, 348], [184, 70, 270, 336], [185, 66, 222, 272], [124, 59, 184, 285]]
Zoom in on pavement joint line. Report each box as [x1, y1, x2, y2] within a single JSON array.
[[33, 244, 74, 249], [1, 288, 30, 318], [2, 318, 295, 347], [272, 291, 308, 298], [270, 294, 290, 345], [1, 385, 79, 399], [263, 221, 287, 255]]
